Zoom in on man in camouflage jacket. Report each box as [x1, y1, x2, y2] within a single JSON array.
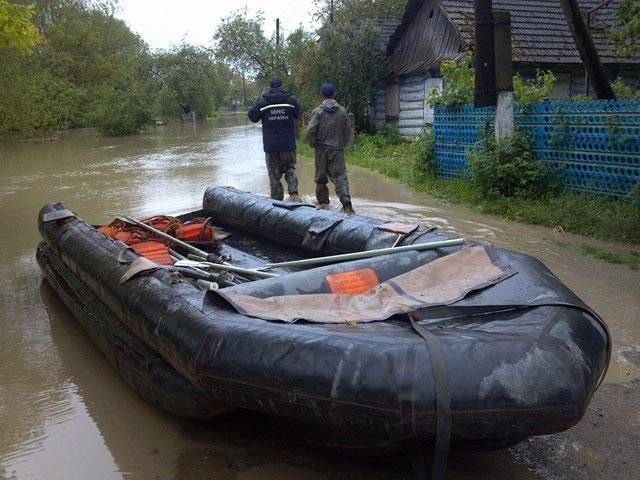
[[306, 83, 354, 214]]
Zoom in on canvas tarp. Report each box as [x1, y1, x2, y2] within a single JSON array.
[[215, 245, 514, 323]]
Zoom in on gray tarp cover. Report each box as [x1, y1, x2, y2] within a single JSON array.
[[216, 246, 514, 323]]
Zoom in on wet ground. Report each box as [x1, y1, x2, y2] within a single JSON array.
[[0, 117, 638, 479]]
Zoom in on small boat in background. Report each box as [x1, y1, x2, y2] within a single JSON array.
[[36, 186, 610, 471]]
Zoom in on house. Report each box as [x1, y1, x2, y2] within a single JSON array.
[[373, 0, 640, 135]]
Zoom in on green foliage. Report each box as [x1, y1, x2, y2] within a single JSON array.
[[213, 10, 314, 109], [427, 53, 474, 107], [213, 5, 395, 130], [332, 132, 640, 245], [285, 27, 316, 93], [0, 51, 84, 136], [370, 125, 403, 147], [611, 77, 640, 98], [0, 0, 160, 137], [153, 44, 221, 119], [513, 71, 557, 104], [307, 20, 390, 129], [91, 49, 155, 135], [346, 133, 416, 180], [610, 0, 640, 56], [468, 131, 551, 199], [41, 4, 147, 89], [630, 180, 640, 204], [429, 56, 557, 107], [312, 0, 405, 23], [412, 129, 436, 179], [0, 0, 41, 54], [92, 83, 152, 136], [580, 244, 639, 269], [213, 9, 273, 79]]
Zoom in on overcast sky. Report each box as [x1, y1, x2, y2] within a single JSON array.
[[116, 0, 319, 50]]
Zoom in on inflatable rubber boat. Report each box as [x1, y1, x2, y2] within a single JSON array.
[[36, 186, 610, 475]]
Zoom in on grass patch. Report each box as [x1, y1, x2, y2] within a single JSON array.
[[475, 192, 640, 243], [299, 132, 640, 245], [580, 244, 640, 269]]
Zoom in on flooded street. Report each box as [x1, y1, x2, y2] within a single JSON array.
[[0, 117, 638, 479]]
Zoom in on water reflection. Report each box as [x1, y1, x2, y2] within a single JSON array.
[[38, 281, 181, 479]]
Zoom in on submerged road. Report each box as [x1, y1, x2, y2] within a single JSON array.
[[0, 118, 638, 479]]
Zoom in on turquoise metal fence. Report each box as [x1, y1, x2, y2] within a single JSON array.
[[433, 99, 640, 198]]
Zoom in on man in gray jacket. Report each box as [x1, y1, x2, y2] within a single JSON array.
[[306, 83, 354, 214]]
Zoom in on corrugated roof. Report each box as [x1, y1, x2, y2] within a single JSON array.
[[389, 0, 638, 65]]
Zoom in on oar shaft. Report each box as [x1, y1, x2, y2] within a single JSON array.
[[260, 238, 466, 270], [202, 262, 278, 278], [177, 258, 279, 279]]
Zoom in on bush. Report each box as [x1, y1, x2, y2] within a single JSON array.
[[368, 125, 404, 147], [611, 77, 640, 99], [427, 53, 474, 108], [513, 71, 556, 104], [412, 129, 435, 178], [92, 84, 153, 136], [468, 131, 551, 199], [630, 179, 640, 205]]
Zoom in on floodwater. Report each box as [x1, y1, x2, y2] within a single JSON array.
[[0, 117, 638, 479]]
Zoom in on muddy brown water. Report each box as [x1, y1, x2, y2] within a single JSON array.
[[0, 117, 638, 479]]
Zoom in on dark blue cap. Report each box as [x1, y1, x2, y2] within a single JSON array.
[[321, 82, 336, 97], [270, 77, 283, 88]]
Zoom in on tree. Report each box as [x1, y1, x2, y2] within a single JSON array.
[[312, 0, 404, 23], [1, 0, 157, 137], [213, 9, 274, 80], [610, 0, 640, 56], [153, 44, 221, 120], [284, 27, 316, 94], [0, 0, 41, 54], [307, 20, 389, 129]]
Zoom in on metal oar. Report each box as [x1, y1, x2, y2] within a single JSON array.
[[257, 238, 466, 271], [173, 259, 278, 279]]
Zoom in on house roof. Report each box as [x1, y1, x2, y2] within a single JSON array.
[[389, 0, 637, 66], [351, 18, 402, 48], [373, 19, 403, 47]]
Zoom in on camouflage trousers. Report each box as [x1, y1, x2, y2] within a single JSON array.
[[266, 151, 298, 200], [314, 147, 351, 206]]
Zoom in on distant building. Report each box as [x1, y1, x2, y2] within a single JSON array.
[[373, 0, 640, 135]]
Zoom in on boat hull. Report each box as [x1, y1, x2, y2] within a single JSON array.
[[36, 188, 610, 453]]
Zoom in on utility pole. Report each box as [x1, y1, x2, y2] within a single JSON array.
[[276, 18, 280, 47], [474, 0, 496, 107], [330, 0, 334, 23], [494, 11, 514, 140], [242, 72, 246, 106], [559, 0, 615, 99]]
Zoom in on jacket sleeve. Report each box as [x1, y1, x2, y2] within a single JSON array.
[[306, 109, 319, 148], [247, 99, 263, 123], [341, 110, 351, 146]]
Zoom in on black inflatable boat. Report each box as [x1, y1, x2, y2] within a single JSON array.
[[36, 186, 610, 470]]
